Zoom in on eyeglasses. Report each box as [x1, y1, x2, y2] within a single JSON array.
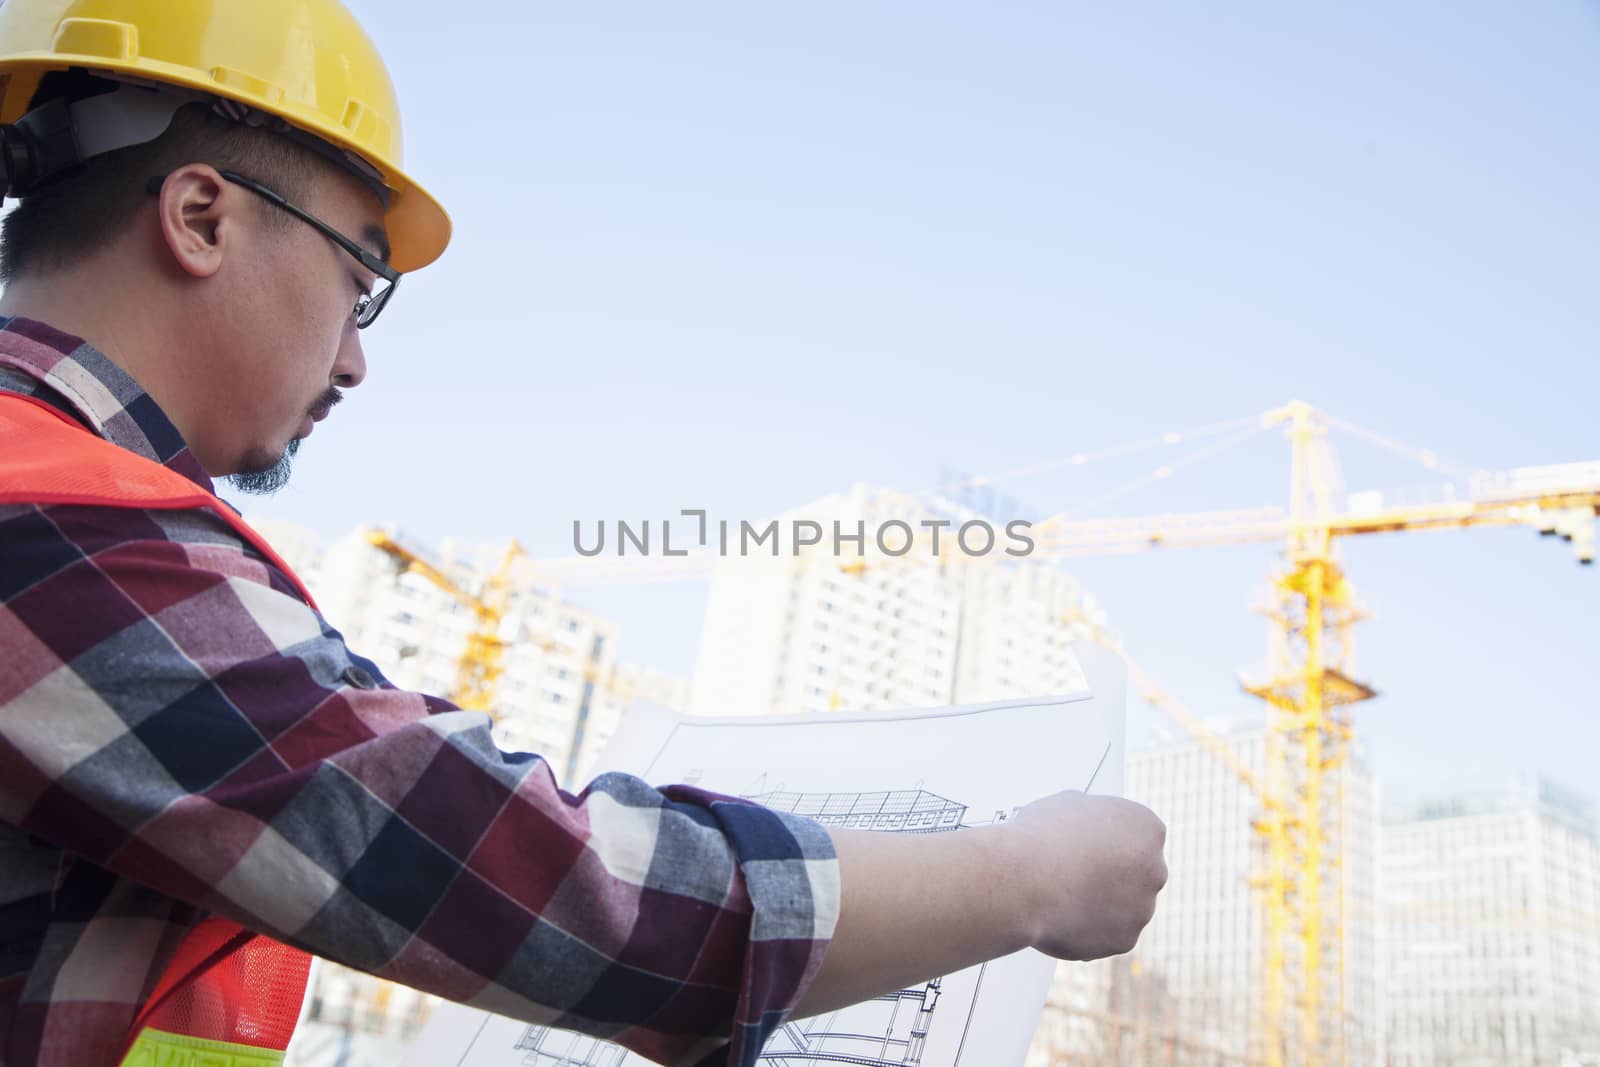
[[146, 170, 401, 329]]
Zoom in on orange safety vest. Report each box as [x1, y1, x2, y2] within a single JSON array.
[[0, 393, 317, 1066]]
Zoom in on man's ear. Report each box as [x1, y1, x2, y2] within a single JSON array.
[[152, 165, 230, 279]]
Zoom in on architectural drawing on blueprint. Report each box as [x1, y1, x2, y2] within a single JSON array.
[[749, 787, 968, 834], [751, 789, 984, 1067], [761, 980, 949, 1067], [512, 1025, 628, 1067]]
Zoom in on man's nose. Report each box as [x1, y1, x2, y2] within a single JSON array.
[[333, 328, 367, 389]]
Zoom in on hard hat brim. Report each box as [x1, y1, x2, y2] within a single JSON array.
[[381, 172, 451, 274]]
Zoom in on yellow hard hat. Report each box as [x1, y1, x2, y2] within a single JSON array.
[[0, 0, 450, 272]]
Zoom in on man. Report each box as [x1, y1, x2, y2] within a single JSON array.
[[0, 2, 1168, 1066]]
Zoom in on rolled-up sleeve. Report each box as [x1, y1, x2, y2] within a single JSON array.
[[0, 503, 838, 1066]]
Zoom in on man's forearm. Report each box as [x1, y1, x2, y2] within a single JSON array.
[[791, 791, 1168, 1020], [794, 824, 1035, 1017]]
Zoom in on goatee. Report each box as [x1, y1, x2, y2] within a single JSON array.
[[226, 437, 301, 496]]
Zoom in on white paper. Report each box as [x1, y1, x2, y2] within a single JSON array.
[[405, 642, 1125, 1067]]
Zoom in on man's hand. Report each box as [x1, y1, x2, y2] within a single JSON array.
[[794, 789, 1168, 1018], [1009, 791, 1168, 961]]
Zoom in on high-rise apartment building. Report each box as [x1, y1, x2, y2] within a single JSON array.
[[690, 485, 1099, 716], [1381, 775, 1600, 1066]]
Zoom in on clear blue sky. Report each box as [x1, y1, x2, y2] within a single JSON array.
[[246, 1, 1599, 807]]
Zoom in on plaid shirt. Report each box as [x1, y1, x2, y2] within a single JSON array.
[[0, 317, 839, 1067]]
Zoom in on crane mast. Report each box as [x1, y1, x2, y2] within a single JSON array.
[[1240, 403, 1371, 1067]]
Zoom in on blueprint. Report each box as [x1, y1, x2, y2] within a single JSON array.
[[404, 643, 1125, 1067]]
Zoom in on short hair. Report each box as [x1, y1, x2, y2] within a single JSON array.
[[0, 79, 334, 283]]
